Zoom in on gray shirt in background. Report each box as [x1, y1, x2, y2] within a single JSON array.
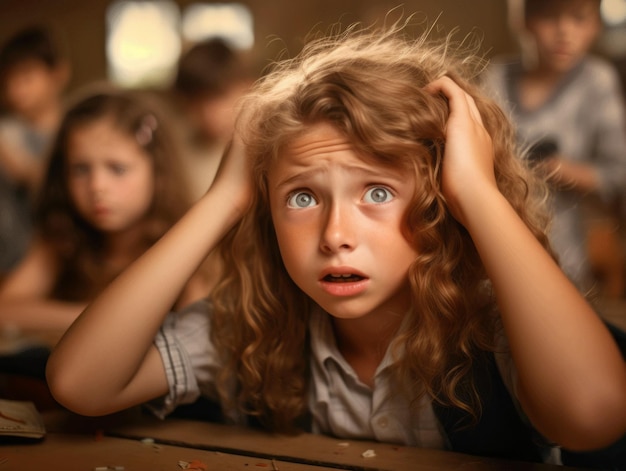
[[481, 56, 626, 291]]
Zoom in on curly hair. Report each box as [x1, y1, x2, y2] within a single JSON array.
[[36, 86, 193, 301], [210, 20, 553, 431]]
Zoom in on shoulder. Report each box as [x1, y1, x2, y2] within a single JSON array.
[[578, 56, 622, 90], [480, 55, 521, 102]]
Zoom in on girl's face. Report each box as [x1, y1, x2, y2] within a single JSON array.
[[65, 118, 155, 234], [268, 122, 419, 321], [3, 60, 63, 118], [526, 0, 600, 74]]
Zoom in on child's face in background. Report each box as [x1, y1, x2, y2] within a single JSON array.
[[268, 122, 419, 321], [187, 83, 248, 143], [65, 118, 155, 235], [525, 0, 601, 74], [2, 59, 64, 119]]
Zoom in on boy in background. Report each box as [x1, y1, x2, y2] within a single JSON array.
[[0, 26, 70, 275], [172, 37, 254, 200], [482, 0, 626, 299]]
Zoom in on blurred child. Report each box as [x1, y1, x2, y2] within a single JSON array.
[[0, 86, 210, 331], [0, 26, 70, 274], [481, 0, 626, 296], [47, 22, 626, 465], [173, 37, 254, 200]]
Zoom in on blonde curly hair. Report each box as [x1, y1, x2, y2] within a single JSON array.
[[210, 19, 553, 432]]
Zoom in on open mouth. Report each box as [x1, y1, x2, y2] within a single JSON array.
[[323, 274, 365, 283]]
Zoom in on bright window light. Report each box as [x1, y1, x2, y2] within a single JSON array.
[[182, 3, 254, 50], [601, 0, 626, 26], [106, 1, 181, 87]]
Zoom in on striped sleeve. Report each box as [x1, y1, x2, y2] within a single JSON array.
[[147, 300, 213, 419]]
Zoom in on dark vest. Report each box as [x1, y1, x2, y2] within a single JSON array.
[[432, 322, 626, 469], [432, 352, 545, 463]]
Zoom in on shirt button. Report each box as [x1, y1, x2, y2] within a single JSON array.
[[377, 416, 389, 428]]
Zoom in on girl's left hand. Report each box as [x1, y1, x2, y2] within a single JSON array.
[[424, 76, 497, 226]]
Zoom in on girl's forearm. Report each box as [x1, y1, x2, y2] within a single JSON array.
[[461, 186, 626, 450]]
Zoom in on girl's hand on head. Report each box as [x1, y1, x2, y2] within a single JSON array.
[[210, 106, 255, 216], [424, 76, 497, 226]]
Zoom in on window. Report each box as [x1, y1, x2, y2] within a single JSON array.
[[182, 3, 254, 49], [106, 1, 182, 88], [106, 1, 253, 88], [601, 0, 626, 26], [599, 0, 626, 57]]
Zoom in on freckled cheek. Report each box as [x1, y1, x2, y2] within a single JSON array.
[[274, 219, 317, 274], [124, 171, 154, 204]]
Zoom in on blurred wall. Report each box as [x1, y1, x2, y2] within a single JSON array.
[[0, 0, 516, 93]]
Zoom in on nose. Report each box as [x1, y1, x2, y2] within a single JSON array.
[[554, 14, 575, 37], [320, 201, 355, 254], [88, 169, 108, 195]]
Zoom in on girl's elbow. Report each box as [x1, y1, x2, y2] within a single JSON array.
[[46, 359, 109, 417], [555, 385, 626, 451]]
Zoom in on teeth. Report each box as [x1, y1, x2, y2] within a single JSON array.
[[330, 274, 353, 278]]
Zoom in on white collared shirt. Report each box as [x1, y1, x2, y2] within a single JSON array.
[[150, 300, 524, 450], [307, 306, 444, 447]]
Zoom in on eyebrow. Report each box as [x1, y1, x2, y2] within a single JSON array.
[[273, 167, 323, 191]]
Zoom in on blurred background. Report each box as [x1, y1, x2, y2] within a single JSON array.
[[1, 0, 625, 97], [1, 0, 626, 313], [0, 0, 517, 94], [0, 0, 624, 421]]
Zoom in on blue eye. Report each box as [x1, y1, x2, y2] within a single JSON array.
[[287, 191, 317, 208], [364, 186, 393, 204]]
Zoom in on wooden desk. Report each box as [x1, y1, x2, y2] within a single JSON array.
[[0, 409, 587, 471], [3, 432, 319, 471]]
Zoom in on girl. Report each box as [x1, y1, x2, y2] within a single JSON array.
[[46, 24, 626, 463], [0, 86, 210, 330]]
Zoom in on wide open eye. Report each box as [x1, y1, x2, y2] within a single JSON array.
[[287, 191, 318, 208], [363, 186, 393, 204]]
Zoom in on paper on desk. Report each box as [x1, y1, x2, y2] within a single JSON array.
[[0, 398, 46, 439]]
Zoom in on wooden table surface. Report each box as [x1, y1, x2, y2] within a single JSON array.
[[0, 409, 589, 471]]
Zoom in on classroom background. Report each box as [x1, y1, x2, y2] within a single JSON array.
[[1, 0, 626, 320]]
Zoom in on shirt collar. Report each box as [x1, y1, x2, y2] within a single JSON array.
[[308, 305, 407, 380]]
